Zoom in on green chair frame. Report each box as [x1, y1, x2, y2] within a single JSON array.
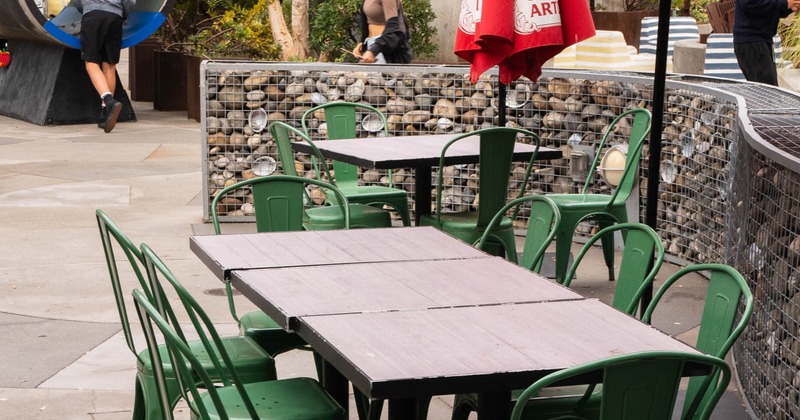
[[564, 222, 665, 316], [474, 195, 561, 273], [419, 127, 542, 258], [96, 209, 275, 420], [132, 289, 346, 420], [547, 108, 652, 284], [642, 264, 754, 420], [299, 102, 411, 226], [510, 351, 731, 420], [266, 121, 392, 230]]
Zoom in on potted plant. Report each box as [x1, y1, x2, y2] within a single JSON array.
[[151, 0, 212, 112]]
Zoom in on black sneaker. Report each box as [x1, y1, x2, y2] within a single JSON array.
[[103, 98, 122, 133], [98, 105, 108, 129]]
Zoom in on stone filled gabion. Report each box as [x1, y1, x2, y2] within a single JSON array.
[[202, 66, 736, 266], [730, 144, 800, 420], [202, 63, 800, 417]]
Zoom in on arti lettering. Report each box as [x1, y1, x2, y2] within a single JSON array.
[[530, 1, 559, 17]]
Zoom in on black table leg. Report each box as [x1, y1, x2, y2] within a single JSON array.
[[478, 390, 511, 420], [322, 360, 349, 416], [388, 397, 417, 420], [414, 165, 432, 225]]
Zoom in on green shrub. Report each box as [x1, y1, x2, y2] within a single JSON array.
[[188, 0, 280, 59]]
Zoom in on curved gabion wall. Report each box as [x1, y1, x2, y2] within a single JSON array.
[[201, 62, 800, 417]]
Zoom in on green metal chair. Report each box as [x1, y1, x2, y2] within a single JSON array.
[[264, 125, 394, 229], [547, 108, 652, 284], [418, 127, 542, 258], [564, 222, 665, 316], [300, 102, 411, 226], [474, 195, 561, 273], [451, 222, 664, 420], [510, 351, 731, 420], [132, 289, 346, 420], [95, 209, 276, 420], [642, 264, 754, 420]]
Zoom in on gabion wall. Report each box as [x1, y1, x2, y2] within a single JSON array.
[[201, 62, 800, 417], [730, 143, 800, 419], [201, 62, 735, 263]]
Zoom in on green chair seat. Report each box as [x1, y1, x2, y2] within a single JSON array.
[[238, 311, 307, 356], [135, 336, 275, 382], [546, 193, 621, 209], [305, 203, 391, 230], [325, 185, 409, 227], [196, 377, 345, 420], [418, 211, 514, 249]]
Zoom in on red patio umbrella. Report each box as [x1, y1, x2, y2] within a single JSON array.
[[455, 0, 596, 122]]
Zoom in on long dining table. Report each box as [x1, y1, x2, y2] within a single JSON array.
[[190, 227, 706, 420], [291, 133, 562, 224]]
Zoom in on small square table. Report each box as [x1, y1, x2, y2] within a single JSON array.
[[292, 134, 562, 223], [296, 300, 706, 420]]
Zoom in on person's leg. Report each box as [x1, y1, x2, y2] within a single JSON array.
[[86, 62, 113, 96], [734, 41, 778, 86], [101, 62, 117, 99]]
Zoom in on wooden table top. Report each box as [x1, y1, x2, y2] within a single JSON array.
[[190, 226, 488, 280], [296, 299, 703, 399], [231, 257, 582, 330], [292, 134, 562, 169]]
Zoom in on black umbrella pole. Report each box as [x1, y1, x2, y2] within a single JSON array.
[[641, 0, 672, 316], [498, 82, 507, 126]]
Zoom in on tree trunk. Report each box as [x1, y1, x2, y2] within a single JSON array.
[[291, 0, 311, 59], [266, 0, 294, 60]]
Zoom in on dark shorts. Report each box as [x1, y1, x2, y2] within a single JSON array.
[[734, 41, 778, 86], [80, 10, 123, 64]]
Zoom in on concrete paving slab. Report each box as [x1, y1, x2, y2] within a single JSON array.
[[0, 312, 119, 388], [0, 388, 135, 420], [0, 182, 131, 207]]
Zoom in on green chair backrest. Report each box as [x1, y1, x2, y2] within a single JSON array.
[[474, 195, 561, 272], [563, 222, 665, 316], [582, 108, 652, 207], [301, 102, 389, 189], [511, 350, 730, 420], [211, 174, 351, 234], [96, 209, 153, 365], [642, 263, 754, 419], [434, 127, 541, 227], [133, 288, 261, 420], [269, 121, 333, 181]]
